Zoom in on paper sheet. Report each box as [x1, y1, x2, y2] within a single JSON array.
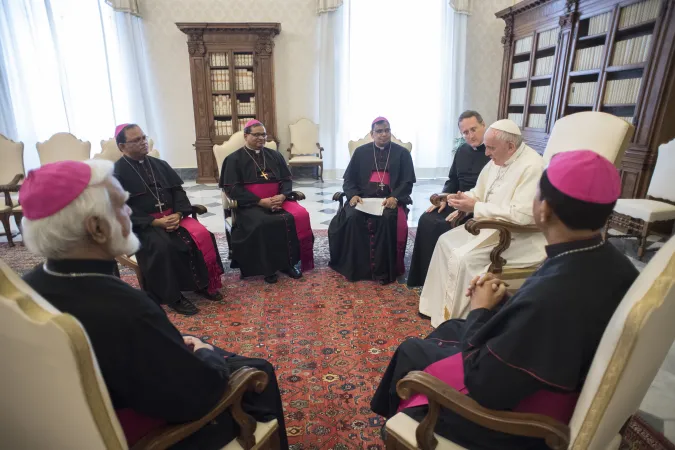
[[354, 197, 385, 216]]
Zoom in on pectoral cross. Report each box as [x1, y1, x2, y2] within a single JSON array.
[[155, 201, 165, 210], [378, 182, 385, 189], [262, 171, 269, 180]]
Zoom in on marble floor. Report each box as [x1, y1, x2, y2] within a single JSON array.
[[2, 177, 673, 442]]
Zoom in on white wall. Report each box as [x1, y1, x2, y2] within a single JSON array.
[[140, 0, 318, 168]]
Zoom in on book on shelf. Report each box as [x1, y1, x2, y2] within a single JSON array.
[[514, 36, 533, 54], [235, 69, 255, 90], [215, 119, 233, 136], [537, 28, 559, 49], [527, 113, 546, 129], [587, 12, 611, 36], [510, 87, 526, 105], [236, 96, 256, 115], [573, 45, 604, 71], [611, 34, 652, 66], [508, 113, 524, 128], [512, 61, 530, 79], [234, 53, 253, 66], [604, 77, 642, 104], [210, 52, 228, 67], [530, 85, 551, 105], [619, 0, 661, 29], [568, 81, 598, 105], [619, 116, 633, 124], [211, 70, 230, 91], [212, 95, 232, 116], [534, 56, 554, 76]]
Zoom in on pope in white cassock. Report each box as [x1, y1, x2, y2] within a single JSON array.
[[419, 119, 546, 327]]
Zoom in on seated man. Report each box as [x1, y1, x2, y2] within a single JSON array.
[[219, 120, 314, 284], [419, 119, 546, 325], [329, 117, 416, 284], [407, 110, 491, 287], [20, 160, 288, 450], [372, 150, 639, 449], [113, 123, 224, 316]]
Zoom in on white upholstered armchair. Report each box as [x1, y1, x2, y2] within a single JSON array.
[[0, 134, 25, 246], [94, 138, 161, 162], [287, 119, 324, 181], [37, 132, 91, 164]]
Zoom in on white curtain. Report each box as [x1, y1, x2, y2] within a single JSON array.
[[0, 0, 152, 170]]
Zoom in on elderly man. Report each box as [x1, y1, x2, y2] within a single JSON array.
[[114, 123, 224, 316], [419, 119, 545, 326], [329, 117, 416, 284], [20, 160, 288, 449], [373, 151, 638, 449], [219, 119, 314, 284], [407, 110, 491, 287]]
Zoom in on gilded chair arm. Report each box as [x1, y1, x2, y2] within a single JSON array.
[[131, 367, 269, 450], [333, 191, 346, 211], [464, 218, 539, 274], [0, 174, 23, 192], [317, 143, 324, 159], [396, 371, 570, 450], [190, 204, 207, 219], [287, 191, 305, 201], [221, 192, 238, 210]]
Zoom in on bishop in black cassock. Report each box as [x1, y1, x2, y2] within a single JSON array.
[[113, 124, 224, 316], [329, 117, 416, 284], [371, 150, 637, 449]]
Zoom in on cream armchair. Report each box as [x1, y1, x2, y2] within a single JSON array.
[[333, 134, 412, 210], [287, 118, 324, 181], [606, 139, 675, 260], [461, 112, 634, 284], [0, 259, 282, 450], [94, 138, 161, 162], [0, 134, 25, 246], [37, 132, 91, 164], [385, 235, 675, 450]]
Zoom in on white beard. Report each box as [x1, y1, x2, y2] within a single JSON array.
[[108, 218, 141, 257]]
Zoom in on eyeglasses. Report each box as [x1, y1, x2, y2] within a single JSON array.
[[249, 133, 267, 138], [127, 135, 148, 145], [373, 128, 391, 135]]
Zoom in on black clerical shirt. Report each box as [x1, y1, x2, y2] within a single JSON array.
[[443, 143, 490, 194]]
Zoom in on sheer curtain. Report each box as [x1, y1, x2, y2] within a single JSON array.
[[0, 0, 151, 170]]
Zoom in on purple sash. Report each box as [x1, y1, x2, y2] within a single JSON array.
[[369, 171, 407, 275]]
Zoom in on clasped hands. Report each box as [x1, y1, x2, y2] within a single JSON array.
[[426, 191, 477, 223], [466, 273, 509, 311], [183, 335, 214, 352], [350, 195, 398, 209], [152, 213, 182, 232], [258, 194, 286, 211]]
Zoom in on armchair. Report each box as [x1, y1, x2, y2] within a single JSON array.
[[0, 259, 281, 450], [287, 118, 324, 181], [333, 134, 413, 211], [94, 138, 161, 162], [385, 235, 675, 450], [37, 132, 91, 164], [0, 134, 25, 246]]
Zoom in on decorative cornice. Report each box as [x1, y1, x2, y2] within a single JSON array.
[[176, 22, 281, 36], [495, 0, 551, 19], [186, 31, 206, 56], [501, 14, 515, 45]]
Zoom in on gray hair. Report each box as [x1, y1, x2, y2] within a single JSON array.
[[487, 128, 523, 148], [23, 159, 117, 259]]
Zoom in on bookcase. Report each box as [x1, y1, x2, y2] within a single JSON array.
[[496, 0, 675, 199], [177, 23, 281, 183]]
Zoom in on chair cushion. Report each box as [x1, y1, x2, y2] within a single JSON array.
[[1, 204, 10, 213], [385, 413, 467, 450], [289, 155, 322, 163], [221, 419, 278, 450], [613, 199, 675, 222], [12, 205, 22, 212]]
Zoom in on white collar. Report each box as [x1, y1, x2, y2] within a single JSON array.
[[245, 145, 261, 154], [503, 142, 526, 167]]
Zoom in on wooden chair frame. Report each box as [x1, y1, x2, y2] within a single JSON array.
[[0, 174, 24, 247], [286, 143, 324, 181]]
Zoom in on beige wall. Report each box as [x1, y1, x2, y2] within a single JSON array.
[[463, 0, 513, 126], [141, 0, 318, 168]]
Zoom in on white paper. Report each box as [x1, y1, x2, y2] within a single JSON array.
[[354, 198, 385, 216]]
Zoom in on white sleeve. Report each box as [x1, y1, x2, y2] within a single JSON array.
[[465, 164, 490, 200]]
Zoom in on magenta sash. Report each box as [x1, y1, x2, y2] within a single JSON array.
[[116, 409, 165, 446], [243, 183, 314, 270], [151, 209, 223, 294], [398, 353, 579, 424], [369, 171, 407, 275]]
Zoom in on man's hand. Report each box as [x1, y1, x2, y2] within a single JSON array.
[[349, 195, 363, 207], [258, 198, 274, 209], [465, 273, 506, 298], [183, 336, 214, 352], [468, 274, 508, 311], [446, 210, 460, 223], [382, 197, 398, 209], [270, 194, 286, 212], [426, 201, 448, 213], [448, 191, 477, 213], [165, 213, 181, 232]]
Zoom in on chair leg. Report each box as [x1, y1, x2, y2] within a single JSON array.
[[13, 212, 23, 240], [319, 163, 324, 182], [637, 223, 650, 261], [1, 213, 14, 247]]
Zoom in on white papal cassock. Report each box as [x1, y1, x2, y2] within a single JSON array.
[[419, 142, 547, 327]]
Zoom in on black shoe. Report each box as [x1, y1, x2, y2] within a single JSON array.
[[418, 312, 431, 320], [196, 289, 223, 301], [169, 296, 199, 316], [282, 266, 302, 279], [264, 274, 278, 284], [378, 278, 392, 286]]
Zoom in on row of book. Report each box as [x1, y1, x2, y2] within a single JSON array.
[[237, 118, 253, 129], [586, 12, 611, 36], [534, 56, 555, 76], [515, 36, 533, 54], [619, 116, 633, 124], [568, 81, 598, 105], [213, 95, 232, 116], [235, 69, 255, 90], [611, 34, 652, 66], [527, 113, 546, 129], [234, 53, 253, 66], [210, 53, 228, 67], [619, 0, 660, 29], [537, 28, 559, 49], [211, 70, 230, 91], [512, 61, 530, 79], [508, 113, 524, 127], [531, 85, 551, 105], [237, 98, 256, 115], [215, 120, 233, 136], [573, 45, 605, 71], [510, 87, 526, 105], [604, 77, 642, 104]]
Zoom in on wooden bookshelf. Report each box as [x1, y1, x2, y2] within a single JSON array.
[[497, 0, 675, 199], [177, 22, 281, 183]]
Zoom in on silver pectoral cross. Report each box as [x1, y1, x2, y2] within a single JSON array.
[[155, 201, 165, 211], [378, 182, 385, 189]]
